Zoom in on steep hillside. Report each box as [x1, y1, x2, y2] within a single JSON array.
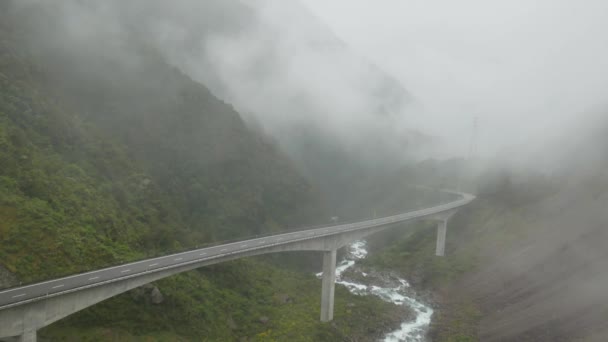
[[363, 121, 608, 341], [90, 0, 426, 208], [464, 121, 608, 341], [0, 5, 322, 283], [0, 2, 418, 340]]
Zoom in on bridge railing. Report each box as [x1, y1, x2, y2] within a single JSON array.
[[0, 189, 469, 292], [110, 189, 469, 264]]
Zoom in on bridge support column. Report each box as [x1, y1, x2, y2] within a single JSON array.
[[17, 330, 36, 342], [435, 219, 448, 256], [320, 249, 337, 322], [435, 211, 457, 257]]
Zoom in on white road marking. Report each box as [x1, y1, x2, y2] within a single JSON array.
[[241, 244, 248, 248], [52, 284, 64, 289], [121, 269, 131, 273], [199, 253, 207, 256], [174, 258, 183, 261], [258, 241, 266, 244], [88, 277, 99, 281], [220, 249, 227, 252], [148, 263, 158, 267], [12, 293, 26, 298]]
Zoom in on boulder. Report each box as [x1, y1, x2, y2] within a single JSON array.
[[273, 293, 292, 304], [150, 286, 164, 304], [227, 316, 238, 330]]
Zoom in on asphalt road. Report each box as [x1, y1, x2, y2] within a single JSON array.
[[0, 192, 474, 310]]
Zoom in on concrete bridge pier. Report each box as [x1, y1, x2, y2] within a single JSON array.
[[320, 249, 337, 322], [435, 211, 456, 257], [17, 331, 36, 342], [0, 331, 37, 342], [435, 218, 448, 256], [12, 305, 44, 342]]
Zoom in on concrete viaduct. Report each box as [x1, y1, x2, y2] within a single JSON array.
[[0, 191, 475, 341]]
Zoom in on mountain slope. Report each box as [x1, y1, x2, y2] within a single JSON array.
[[0, 2, 414, 340], [93, 0, 426, 207], [0, 1, 328, 285], [363, 117, 608, 341]]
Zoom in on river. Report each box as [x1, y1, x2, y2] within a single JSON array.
[[317, 240, 433, 341]]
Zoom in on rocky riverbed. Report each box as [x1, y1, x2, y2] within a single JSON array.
[[319, 241, 434, 341]]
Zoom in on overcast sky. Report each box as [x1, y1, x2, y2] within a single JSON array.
[[301, 0, 608, 158]]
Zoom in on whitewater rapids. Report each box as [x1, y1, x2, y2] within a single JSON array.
[[317, 240, 433, 341]]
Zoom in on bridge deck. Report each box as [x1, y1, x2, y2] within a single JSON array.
[[0, 192, 474, 310]]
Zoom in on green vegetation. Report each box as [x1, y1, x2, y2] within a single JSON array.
[[364, 219, 478, 290], [40, 258, 403, 341], [0, 2, 323, 282], [0, 4, 409, 340], [360, 167, 561, 342], [362, 206, 488, 341]]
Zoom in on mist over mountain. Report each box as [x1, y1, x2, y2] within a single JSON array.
[[3, 1, 608, 341], [152, 0, 425, 205], [465, 114, 608, 341], [10, 0, 427, 207], [1, 1, 435, 339], [1, 0, 328, 280]]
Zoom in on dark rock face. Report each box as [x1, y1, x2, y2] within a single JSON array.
[[129, 284, 164, 305], [0, 265, 18, 290]]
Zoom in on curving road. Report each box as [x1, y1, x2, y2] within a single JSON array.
[[0, 191, 474, 310]]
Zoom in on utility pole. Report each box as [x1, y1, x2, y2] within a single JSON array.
[[464, 116, 479, 192], [468, 116, 478, 162], [457, 116, 479, 192]]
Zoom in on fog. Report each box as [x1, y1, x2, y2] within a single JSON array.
[[6, 1, 608, 340], [11, 0, 607, 213], [304, 0, 608, 159], [294, 2, 608, 339], [15, 0, 608, 169], [133, 0, 425, 165]]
